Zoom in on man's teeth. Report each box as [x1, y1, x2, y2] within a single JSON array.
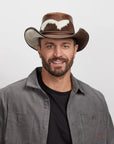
[[53, 61, 64, 64]]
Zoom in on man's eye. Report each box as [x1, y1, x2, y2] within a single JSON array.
[[47, 45, 53, 48], [63, 45, 69, 48]]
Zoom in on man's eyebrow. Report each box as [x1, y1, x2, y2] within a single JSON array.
[[62, 42, 71, 45], [44, 41, 72, 45], [45, 42, 54, 45]]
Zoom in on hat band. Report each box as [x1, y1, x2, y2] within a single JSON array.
[[41, 31, 74, 35]]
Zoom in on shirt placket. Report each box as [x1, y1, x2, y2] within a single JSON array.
[[42, 97, 50, 144], [67, 91, 84, 144]]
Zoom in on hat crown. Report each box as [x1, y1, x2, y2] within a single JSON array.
[[40, 12, 75, 34], [42, 12, 73, 22]]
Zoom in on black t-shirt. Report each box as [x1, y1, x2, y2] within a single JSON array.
[[37, 70, 72, 144]]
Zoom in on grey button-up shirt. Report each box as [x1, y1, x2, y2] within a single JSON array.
[[0, 67, 114, 144]]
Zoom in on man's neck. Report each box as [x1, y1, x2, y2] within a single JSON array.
[[41, 67, 72, 92]]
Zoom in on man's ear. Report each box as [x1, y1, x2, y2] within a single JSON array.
[[36, 45, 41, 58], [74, 44, 78, 55]]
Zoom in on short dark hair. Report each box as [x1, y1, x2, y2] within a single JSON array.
[[38, 37, 76, 48], [38, 38, 42, 48], [72, 38, 77, 46]]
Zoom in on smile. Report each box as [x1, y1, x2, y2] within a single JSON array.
[[52, 61, 65, 64]]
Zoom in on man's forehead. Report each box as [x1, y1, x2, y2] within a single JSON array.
[[41, 38, 73, 43]]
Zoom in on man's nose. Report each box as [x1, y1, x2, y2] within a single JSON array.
[[53, 47, 62, 57]]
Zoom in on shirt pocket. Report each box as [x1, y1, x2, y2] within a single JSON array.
[[5, 112, 34, 144], [80, 112, 107, 144]]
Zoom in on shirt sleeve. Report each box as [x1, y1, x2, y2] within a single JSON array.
[[106, 112, 114, 144], [92, 88, 114, 143], [0, 91, 6, 144], [98, 91, 114, 144]]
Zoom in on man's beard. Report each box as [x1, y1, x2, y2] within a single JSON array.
[[41, 54, 75, 77]]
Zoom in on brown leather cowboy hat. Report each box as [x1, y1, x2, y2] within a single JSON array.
[[24, 12, 89, 52]]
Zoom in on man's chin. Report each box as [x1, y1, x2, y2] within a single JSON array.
[[49, 72, 66, 77], [48, 68, 69, 77], [42, 61, 72, 77]]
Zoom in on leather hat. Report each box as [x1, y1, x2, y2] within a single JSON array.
[[24, 12, 89, 52]]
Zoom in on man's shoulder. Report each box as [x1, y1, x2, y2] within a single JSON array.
[[77, 78, 101, 94], [0, 68, 39, 96], [0, 78, 27, 95], [76, 78, 106, 103]]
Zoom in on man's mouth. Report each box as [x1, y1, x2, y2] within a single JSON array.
[[52, 61, 65, 64], [48, 58, 67, 65]]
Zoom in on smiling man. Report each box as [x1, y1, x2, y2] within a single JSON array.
[[38, 38, 77, 77], [36, 38, 78, 92], [0, 12, 114, 144]]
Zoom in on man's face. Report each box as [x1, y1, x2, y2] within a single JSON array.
[[37, 38, 78, 77]]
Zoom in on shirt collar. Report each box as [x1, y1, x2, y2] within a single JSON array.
[[26, 67, 41, 89], [26, 67, 85, 95], [70, 73, 85, 95]]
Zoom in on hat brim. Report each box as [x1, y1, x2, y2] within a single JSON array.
[[24, 27, 89, 52]]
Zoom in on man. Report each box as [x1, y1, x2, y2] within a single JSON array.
[[0, 12, 114, 144]]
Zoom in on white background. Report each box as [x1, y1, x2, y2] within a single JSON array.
[[0, 0, 114, 122]]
